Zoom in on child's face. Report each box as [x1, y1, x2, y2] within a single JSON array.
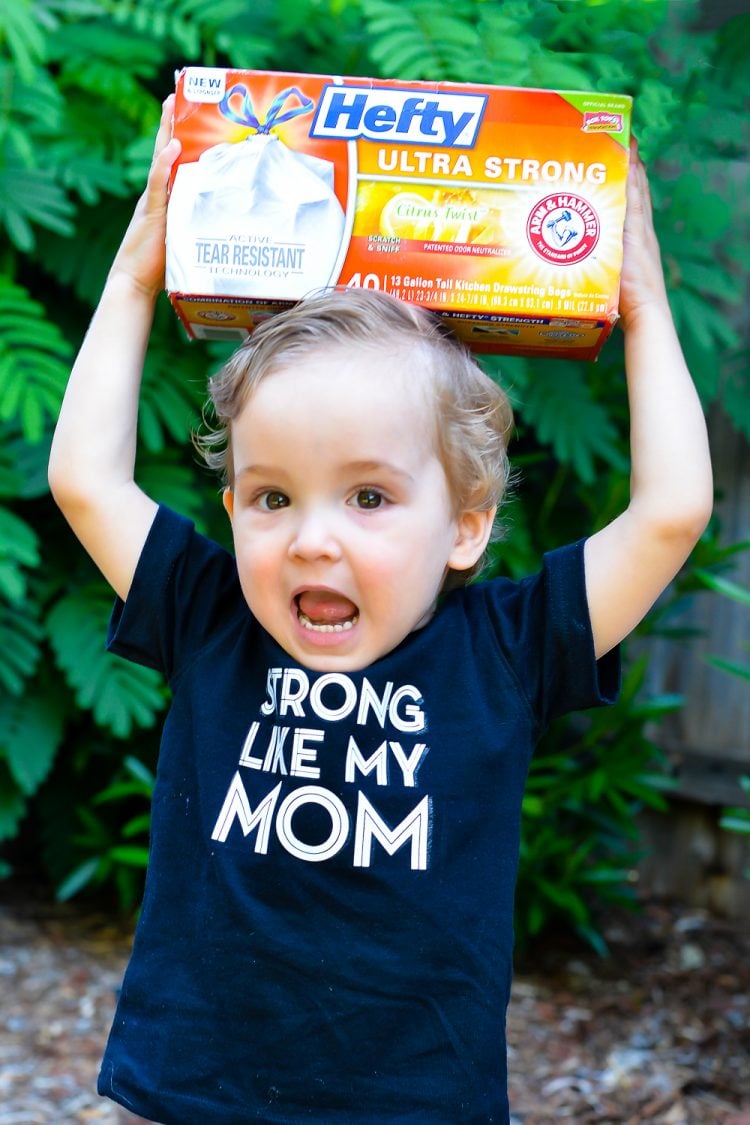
[[222, 347, 488, 671]]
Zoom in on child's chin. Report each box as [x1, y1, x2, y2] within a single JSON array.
[[293, 646, 371, 673], [279, 617, 362, 669]]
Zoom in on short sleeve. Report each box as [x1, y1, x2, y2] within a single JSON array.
[[480, 538, 620, 727], [106, 506, 245, 683]]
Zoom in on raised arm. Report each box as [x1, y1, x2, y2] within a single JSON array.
[[584, 142, 713, 658], [48, 97, 181, 601]]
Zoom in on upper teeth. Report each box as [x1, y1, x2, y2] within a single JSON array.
[[298, 611, 359, 633]]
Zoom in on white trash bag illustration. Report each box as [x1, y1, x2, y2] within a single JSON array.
[[167, 85, 346, 298]]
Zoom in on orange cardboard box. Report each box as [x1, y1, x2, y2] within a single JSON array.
[[166, 67, 632, 360]]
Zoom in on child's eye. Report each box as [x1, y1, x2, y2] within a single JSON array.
[[352, 488, 384, 510], [258, 490, 289, 511]]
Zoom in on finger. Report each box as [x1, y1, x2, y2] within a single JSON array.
[[145, 95, 181, 195], [143, 135, 181, 213], [152, 94, 176, 162], [625, 141, 652, 220], [628, 135, 654, 204]]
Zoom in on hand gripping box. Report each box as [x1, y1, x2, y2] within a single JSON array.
[[166, 67, 632, 360]]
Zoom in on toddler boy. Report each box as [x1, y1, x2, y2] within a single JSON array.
[[49, 96, 712, 1124]]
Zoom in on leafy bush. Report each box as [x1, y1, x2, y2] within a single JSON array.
[[56, 755, 155, 912], [517, 658, 680, 955], [1, 0, 748, 946]]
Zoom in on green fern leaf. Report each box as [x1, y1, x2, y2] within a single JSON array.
[[47, 583, 166, 738], [0, 604, 43, 695], [519, 363, 626, 484], [140, 350, 203, 453], [671, 288, 740, 355], [363, 0, 481, 80], [3, 120, 35, 179], [528, 51, 595, 90], [421, 10, 479, 49], [369, 30, 430, 77], [0, 506, 39, 603], [59, 57, 161, 127], [179, 0, 264, 28], [0, 278, 72, 441], [46, 23, 164, 145], [676, 256, 744, 306], [1, 59, 65, 148], [0, 149, 75, 251], [0, 507, 38, 566], [92, 663, 166, 738], [103, 0, 193, 55], [214, 30, 275, 69], [108, 0, 169, 40], [122, 132, 160, 189], [55, 145, 130, 206], [135, 453, 213, 525], [0, 425, 51, 500], [0, 563, 25, 605], [0, 0, 46, 83], [0, 65, 70, 250], [31, 199, 130, 307], [49, 21, 165, 75], [0, 683, 66, 797], [101, 0, 213, 56]]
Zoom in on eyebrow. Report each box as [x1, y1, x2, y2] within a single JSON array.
[[234, 460, 415, 484], [340, 460, 415, 482], [234, 464, 289, 481]]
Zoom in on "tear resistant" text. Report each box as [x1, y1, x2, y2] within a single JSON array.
[[195, 240, 305, 270]]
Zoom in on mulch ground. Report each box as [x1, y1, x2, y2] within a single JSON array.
[[1, 883, 749, 1124]]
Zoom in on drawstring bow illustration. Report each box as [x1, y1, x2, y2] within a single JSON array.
[[218, 85, 315, 134]]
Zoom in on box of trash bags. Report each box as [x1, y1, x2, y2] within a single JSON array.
[[166, 66, 632, 359]]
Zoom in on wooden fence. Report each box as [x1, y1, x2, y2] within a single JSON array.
[[639, 408, 750, 918]]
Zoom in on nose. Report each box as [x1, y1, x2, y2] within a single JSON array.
[[288, 505, 343, 562]]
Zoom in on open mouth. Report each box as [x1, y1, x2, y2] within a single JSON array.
[[295, 590, 360, 634]]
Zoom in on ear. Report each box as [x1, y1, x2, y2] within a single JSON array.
[[447, 508, 496, 572], [222, 487, 234, 522]]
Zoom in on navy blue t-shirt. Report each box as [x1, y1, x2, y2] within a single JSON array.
[[98, 506, 619, 1124]]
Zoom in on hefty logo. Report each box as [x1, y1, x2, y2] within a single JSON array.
[[310, 84, 487, 148]]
